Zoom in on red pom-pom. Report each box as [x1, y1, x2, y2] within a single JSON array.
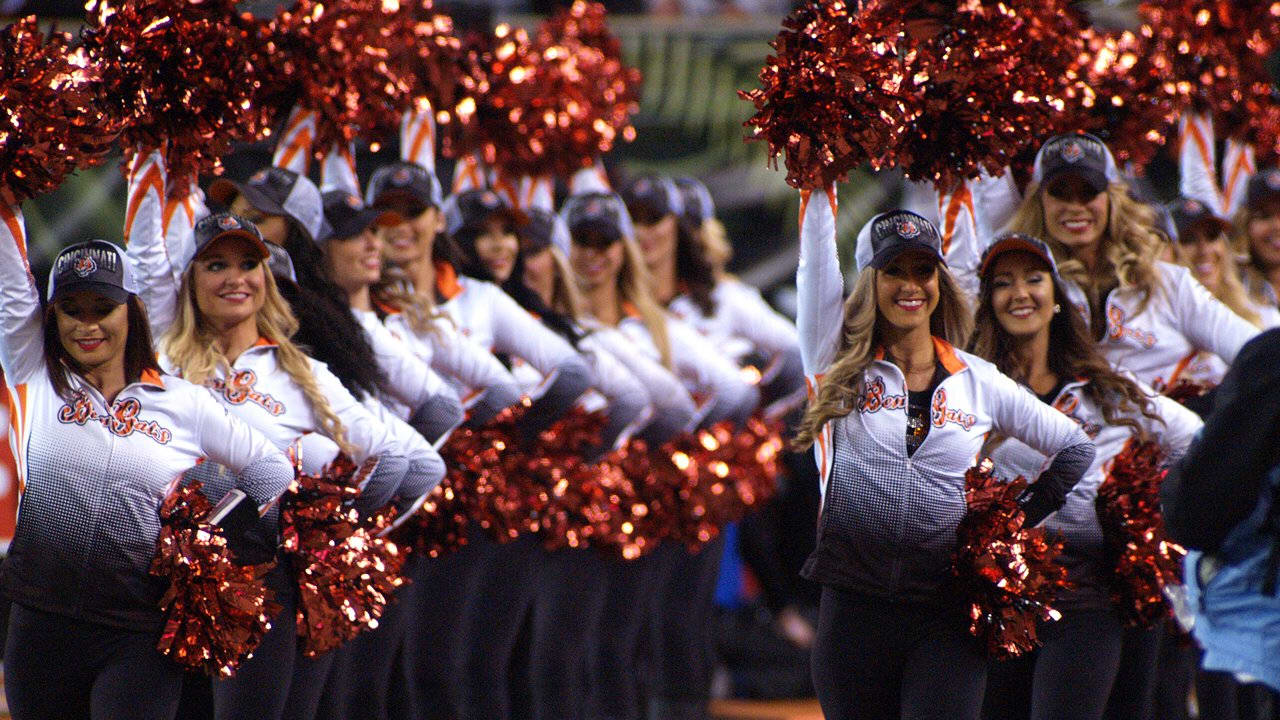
[[151, 479, 279, 677], [390, 475, 471, 559], [80, 0, 267, 194], [739, 0, 911, 190], [436, 403, 539, 542], [282, 453, 409, 657], [952, 460, 1069, 659], [1139, 1, 1280, 137], [380, 0, 464, 153], [1096, 438, 1183, 628], [261, 0, 417, 157], [0, 17, 118, 206], [1061, 28, 1191, 172]]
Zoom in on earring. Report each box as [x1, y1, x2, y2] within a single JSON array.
[[1053, 304, 1061, 314]]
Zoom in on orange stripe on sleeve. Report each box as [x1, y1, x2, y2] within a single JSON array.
[[123, 163, 165, 240], [1, 205, 27, 264], [276, 128, 314, 175], [407, 119, 435, 167], [940, 183, 973, 256]]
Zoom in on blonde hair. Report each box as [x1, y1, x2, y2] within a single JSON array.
[[163, 265, 355, 456], [1004, 183, 1165, 318], [372, 264, 446, 336], [618, 234, 673, 368], [793, 265, 972, 450], [1172, 227, 1262, 327], [542, 246, 587, 320], [700, 218, 733, 276], [1231, 204, 1280, 311]]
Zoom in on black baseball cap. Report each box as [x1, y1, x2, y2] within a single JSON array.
[[1032, 133, 1114, 195], [620, 175, 682, 224], [266, 242, 297, 283], [1246, 167, 1280, 212], [979, 232, 1061, 279], [520, 207, 570, 255], [192, 211, 269, 263], [1167, 196, 1232, 243], [854, 210, 945, 272], [47, 240, 138, 305], [562, 192, 631, 247], [208, 166, 328, 243], [322, 190, 399, 241], [441, 189, 526, 239], [674, 176, 715, 225], [366, 161, 443, 213]]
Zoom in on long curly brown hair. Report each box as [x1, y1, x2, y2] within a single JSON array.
[[968, 263, 1162, 439]]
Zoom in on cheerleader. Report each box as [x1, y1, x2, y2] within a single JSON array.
[[629, 174, 804, 407], [560, 190, 758, 720], [289, 188, 460, 720], [794, 196, 1094, 720], [123, 157, 414, 720], [0, 205, 295, 719], [1163, 196, 1280, 394], [366, 161, 592, 720], [513, 203, 697, 720], [1234, 167, 1280, 318], [967, 234, 1201, 720], [1002, 133, 1260, 394]]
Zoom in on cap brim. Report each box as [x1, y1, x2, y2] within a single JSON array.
[[329, 208, 400, 240], [50, 280, 130, 305], [1041, 167, 1109, 195], [569, 219, 623, 246], [208, 179, 288, 219], [1175, 216, 1233, 242], [197, 229, 271, 261], [371, 188, 433, 213], [979, 236, 1056, 278], [868, 241, 945, 270]]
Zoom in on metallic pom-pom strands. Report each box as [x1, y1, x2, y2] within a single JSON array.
[[150, 480, 279, 677]]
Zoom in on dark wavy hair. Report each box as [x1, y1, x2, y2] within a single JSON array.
[[43, 295, 162, 402], [452, 222, 583, 348], [674, 216, 717, 316], [276, 223, 390, 401], [968, 262, 1162, 438]]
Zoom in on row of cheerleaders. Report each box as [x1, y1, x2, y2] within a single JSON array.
[[2, 3, 1280, 720]]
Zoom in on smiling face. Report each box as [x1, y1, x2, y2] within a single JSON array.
[[875, 250, 940, 333], [191, 235, 267, 330], [570, 233, 625, 292], [632, 212, 678, 270], [1247, 198, 1280, 272], [1175, 224, 1229, 292], [326, 228, 384, 295], [380, 201, 443, 267], [988, 251, 1056, 340], [1040, 175, 1109, 255], [54, 291, 128, 371], [472, 217, 520, 284], [229, 195, 288, 246]]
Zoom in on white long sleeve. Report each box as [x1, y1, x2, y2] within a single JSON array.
[[796, 187, 844, 377], [1178, 113, 1225, 213], [122, 150, 181, 341], [0, 205, 42, 385]]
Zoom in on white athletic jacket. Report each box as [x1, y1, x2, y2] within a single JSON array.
[[618, 312, 760, 427], [0, 204, 293, 629], [1067, 261, 1259, 391], [582, 321, 698, 438], [796, 189, 1094, 600], [668, 278, 799, 369], [988, 380, 1202, 610]]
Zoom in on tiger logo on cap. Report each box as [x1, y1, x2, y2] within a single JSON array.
[[392, 168, 413, 186], [896, 218, 921, 239], [1059, 140, 1085, 164], [1183, 198, 1203, 214], [73, 255, 97, 278], [249, 169, 269, 184], [345, 193, 362, 209], [1267, 170, 1280, 191], [217, 215, 240, 231]]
